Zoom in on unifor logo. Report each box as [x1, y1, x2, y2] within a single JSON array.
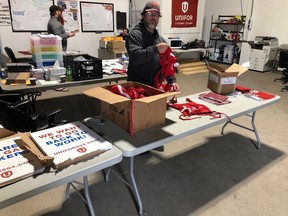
[[182, 1, 189, 13], [77, 147, 87, 153], [1, 171, 13, 178]]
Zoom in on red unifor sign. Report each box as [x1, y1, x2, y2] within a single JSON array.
[[171, 0, 198, 28]]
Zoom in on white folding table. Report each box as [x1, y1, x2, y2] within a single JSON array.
[[0, 146, 123, 216], [85, 91, 280, 215]]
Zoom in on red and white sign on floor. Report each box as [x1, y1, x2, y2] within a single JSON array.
[[171, 0, 198, 28]]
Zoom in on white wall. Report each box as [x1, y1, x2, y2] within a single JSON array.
[[0, 0, 129, 57], [2, 0, 288, 59], [131, 0, 206, 44], [203, 0, 288, 45]]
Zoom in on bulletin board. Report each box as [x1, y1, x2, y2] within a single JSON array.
[[80, 1, 114, 33], [8, 0, 54, 32]]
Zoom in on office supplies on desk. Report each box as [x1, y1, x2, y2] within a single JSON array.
[[6, 63, 32, 72]]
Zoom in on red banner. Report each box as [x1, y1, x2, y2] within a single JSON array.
[[171, 0, 198, 28]]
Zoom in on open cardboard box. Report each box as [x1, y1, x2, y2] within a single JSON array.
[[83, 82, 179, 135], [207, 63, 248, 95]]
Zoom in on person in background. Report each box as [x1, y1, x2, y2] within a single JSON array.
[[118, 28, 129, 40], [47, 5, 75, 52], [126, 1, 179, 155], [126, 1, 179, 91]]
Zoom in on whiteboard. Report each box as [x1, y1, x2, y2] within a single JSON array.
[[80, 1, 114, 32], [8, 0, 54, 32]]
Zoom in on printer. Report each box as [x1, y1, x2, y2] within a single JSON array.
[[254, 36, 279, 46], [240, 36, 279, 72]]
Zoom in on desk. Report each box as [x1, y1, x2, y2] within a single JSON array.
[[0, 74, 127, 112], [0, 74, 127, 95], [15, 50, 88, 59], [0, 146, 122, 216], [85, 92, 280, 215]]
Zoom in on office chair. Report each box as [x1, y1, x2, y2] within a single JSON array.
[[4, 46, 33, 63], [272, 44, 288, 72], [274, 51, 288, 88], [0, 93, 23, 103], [0, 99, 66, 132]]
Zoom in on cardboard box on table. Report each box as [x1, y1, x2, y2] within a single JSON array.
[[83, 82, 179, 134], [207, 63, 248, 95], [6, 72, 31, 84], [106, 41, 125, 52], [99, 36, 123, 49]]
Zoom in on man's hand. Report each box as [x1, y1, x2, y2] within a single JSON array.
[[157, 43, 169, 53], [172, 83, 180, 92], [68, 31, 76, 37]]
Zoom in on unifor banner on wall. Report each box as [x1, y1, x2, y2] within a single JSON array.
[[171, 0, 198, 28]]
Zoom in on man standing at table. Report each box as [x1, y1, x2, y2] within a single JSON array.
[[126, 1, 179, 92], [126, 1, 179, 154], [47, 5, 75, 52]]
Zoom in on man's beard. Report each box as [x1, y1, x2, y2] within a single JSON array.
[[144, 20, 157, 31]]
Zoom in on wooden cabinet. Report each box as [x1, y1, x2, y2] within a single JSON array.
[[208, 15, 246, 64]]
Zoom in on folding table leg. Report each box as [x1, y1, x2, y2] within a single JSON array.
[[65, 176, 96, 216], [221, 111, 261, 149], [129, 157, 143, 215], [107, 157, 144, 215]]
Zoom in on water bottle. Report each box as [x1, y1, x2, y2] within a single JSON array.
[[66, 66, 73, 81], [121, 52, 126, 63]]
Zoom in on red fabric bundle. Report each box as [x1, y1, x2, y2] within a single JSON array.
[[110, 84, 151, 99], [168, 98, 228, 120], [154, 47, 178, 91], [236, 85, 276, 100]]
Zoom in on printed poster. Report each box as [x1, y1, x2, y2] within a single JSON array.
[[57, 0, 79, 32], [0, 0, 10, 25], [0, 136, 45, 187], [30, 121, 112, 168], [171, 0, 198, 28]]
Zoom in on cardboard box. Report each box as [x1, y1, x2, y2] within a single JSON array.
[[6, 72, 31, 84], [45, 67, 66, 81], [106, 41, 125, 52], [99, 40, 108, 49], [100, 36, 123, 49], [83, 82, 178, 134], [101, 36, 123, 41], [207, 63, 248, 95]]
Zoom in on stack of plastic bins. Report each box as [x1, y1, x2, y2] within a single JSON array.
[[30, 34, 63, 68]]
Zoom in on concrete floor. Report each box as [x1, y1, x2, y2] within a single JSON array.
[[1, 66, 288, 216]]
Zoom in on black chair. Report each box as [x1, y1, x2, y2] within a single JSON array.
[[0, 99, 66, 132], [4, 46, 33, 63], [0, 93, 23, 103], [273, 50, 288, 91]]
